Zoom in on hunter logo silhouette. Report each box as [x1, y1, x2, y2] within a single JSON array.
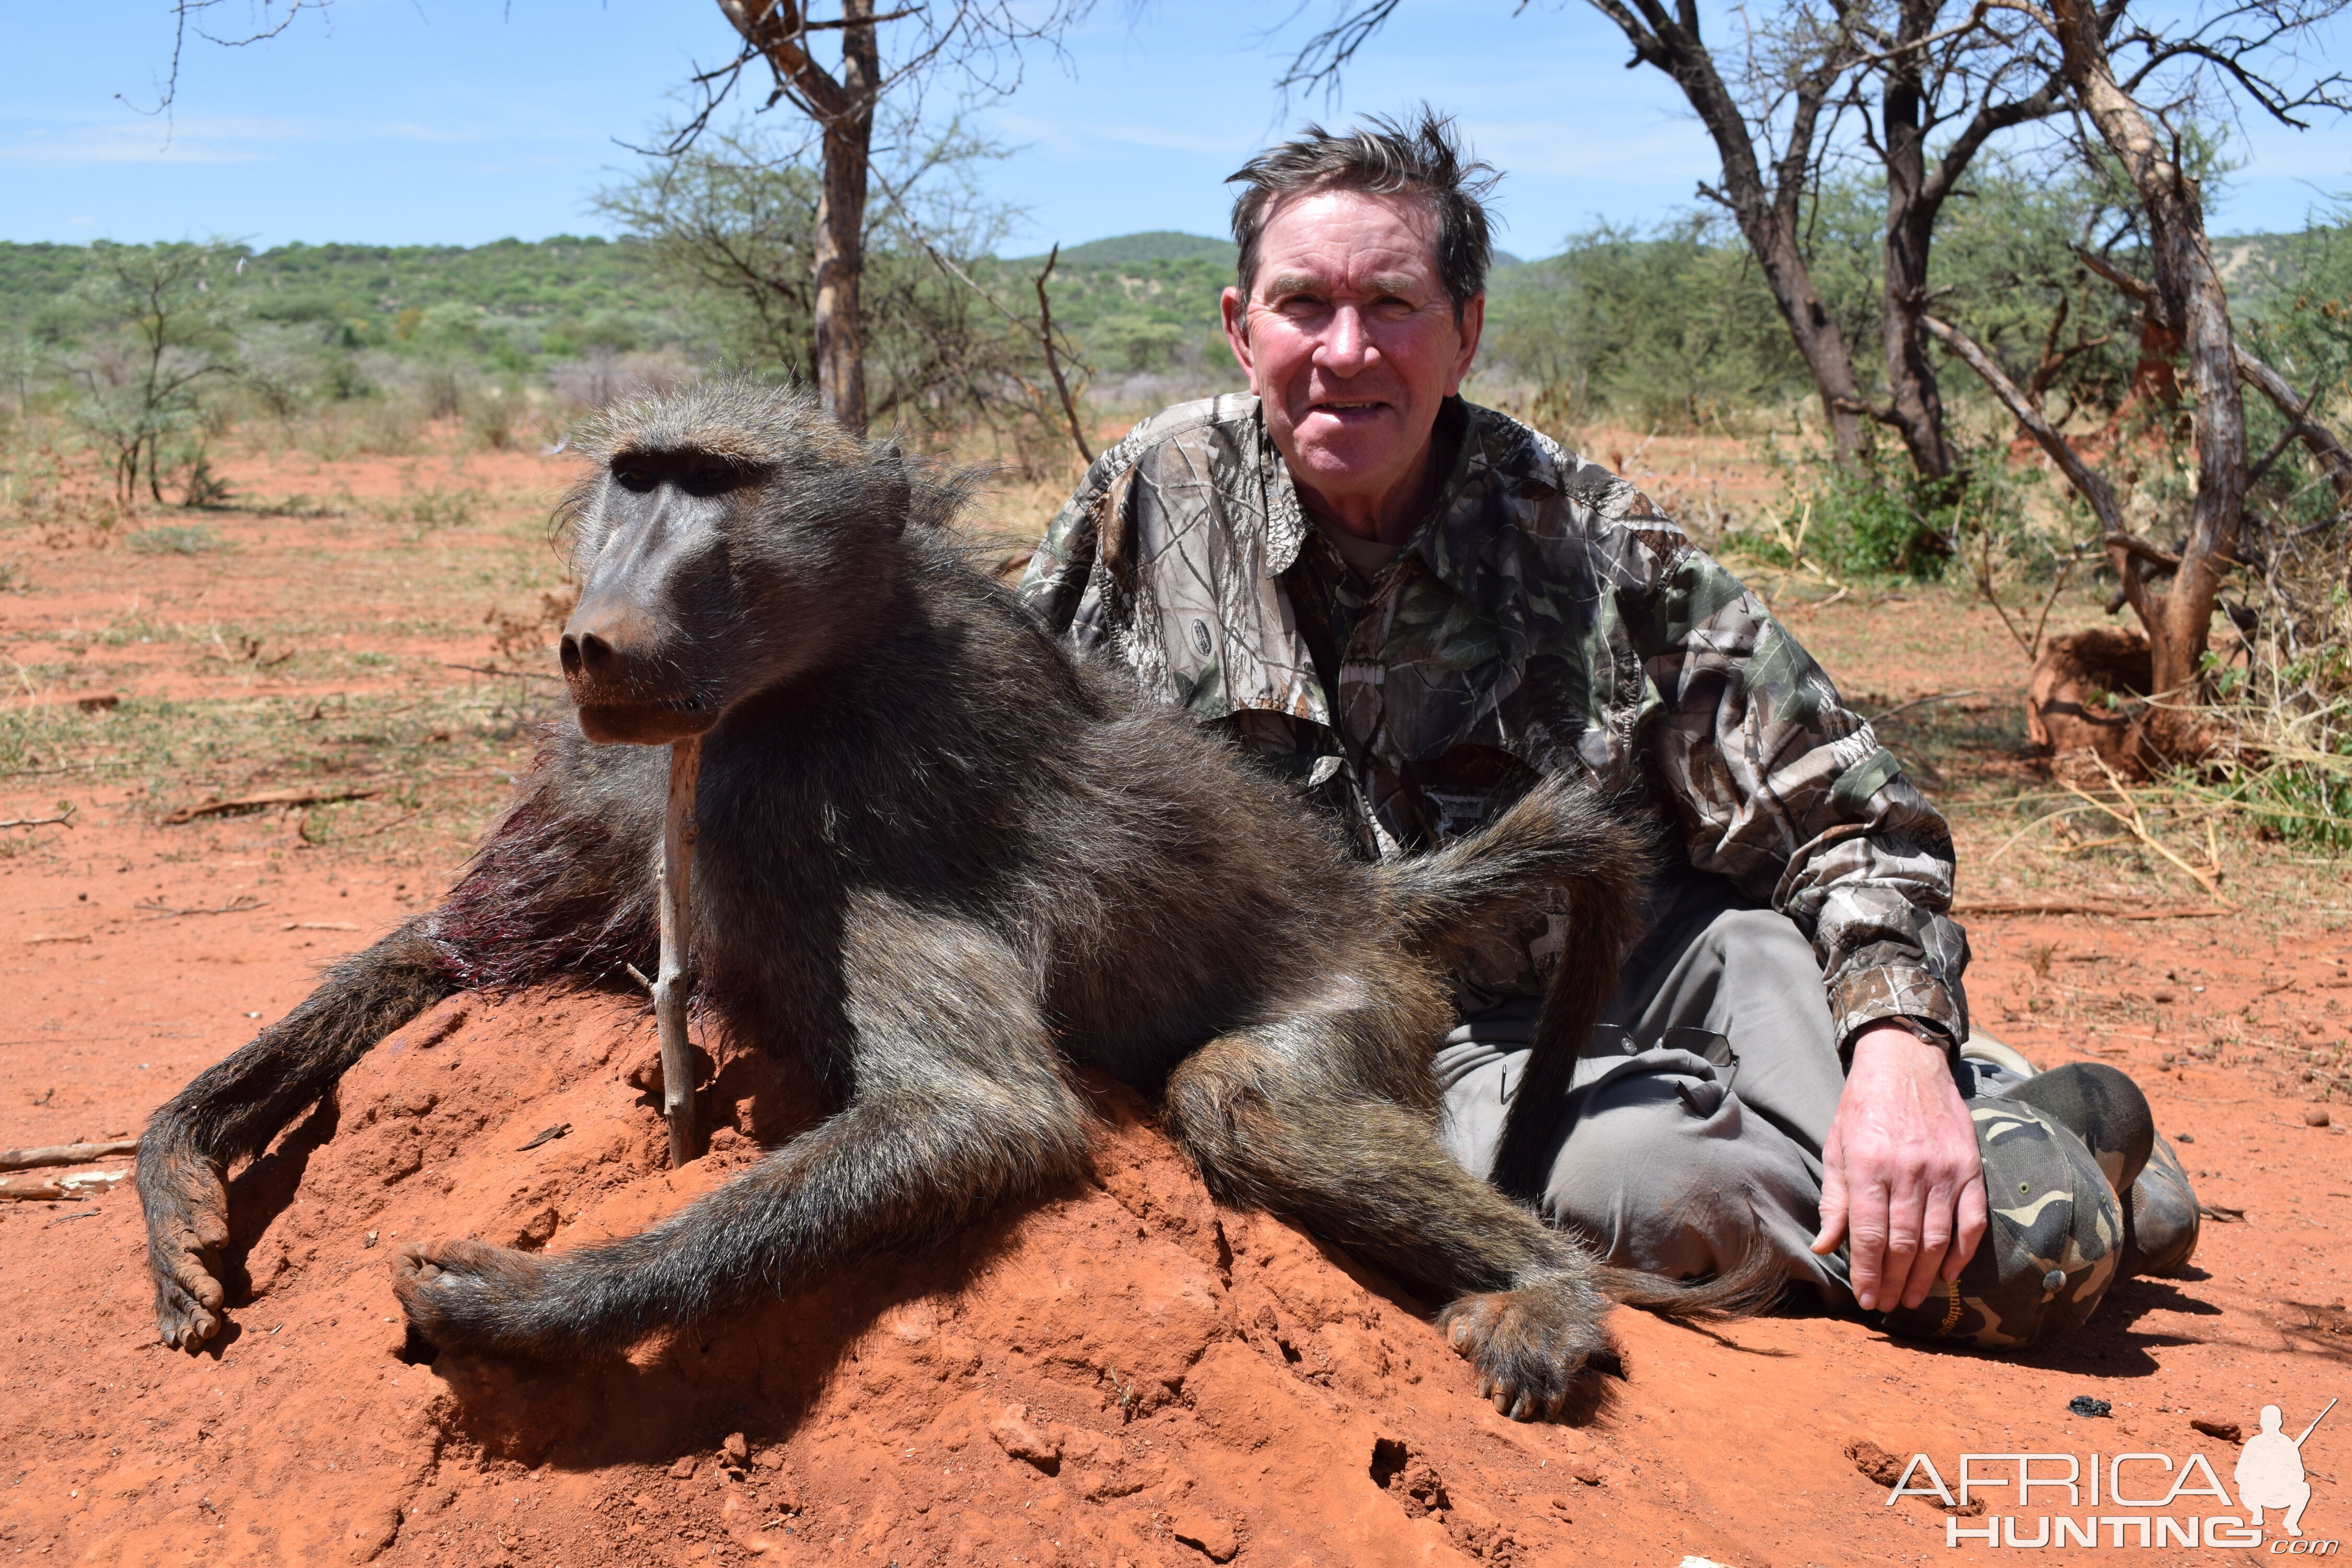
[[2241, 1399, 2333, 1538]]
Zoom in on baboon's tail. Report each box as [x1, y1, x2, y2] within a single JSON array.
[[1375, 772, 1651, 1205], [1378, 771, 1648, 969], [1592, 1243, 1788, 1322]]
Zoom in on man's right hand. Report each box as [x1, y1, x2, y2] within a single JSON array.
[[1809, 1022, 1987, 1312]]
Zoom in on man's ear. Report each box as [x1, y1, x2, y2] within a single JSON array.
[[1446, 292, 1486, 398], [1220, 286, 1258, 391]]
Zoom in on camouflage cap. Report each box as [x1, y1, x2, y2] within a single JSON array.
[[1878, 1100, 2123, 1348]]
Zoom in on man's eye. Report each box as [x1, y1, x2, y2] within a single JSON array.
[[614, 465, 656, 493]]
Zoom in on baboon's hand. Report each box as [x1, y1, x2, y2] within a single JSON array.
[[391, 1238, 556, 1357], [141, 1148, 231, 1351], [1437, 1278, 1622, 1422]]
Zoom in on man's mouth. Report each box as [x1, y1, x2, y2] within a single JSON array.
[[1311, 400, 1388, 414]]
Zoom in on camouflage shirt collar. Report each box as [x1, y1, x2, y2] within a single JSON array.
[[1260, 396, 1555, 601]]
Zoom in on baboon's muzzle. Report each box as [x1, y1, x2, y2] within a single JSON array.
[[560, 592, 718, 746]]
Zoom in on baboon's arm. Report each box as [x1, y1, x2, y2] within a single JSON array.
[[393, 904, 1091, 1360], [138, 923, 457, 1349]]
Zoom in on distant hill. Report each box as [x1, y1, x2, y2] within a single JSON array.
[[1030, 232, 1237, 267]]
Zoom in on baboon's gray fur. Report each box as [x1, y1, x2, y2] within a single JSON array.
[[137, 381, 1750, 1421]]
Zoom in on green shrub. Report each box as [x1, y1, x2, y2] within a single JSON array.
[[126, 524, 224, 556]]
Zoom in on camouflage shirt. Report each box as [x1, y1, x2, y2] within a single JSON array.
[[1018, 394, 1968, 1051]]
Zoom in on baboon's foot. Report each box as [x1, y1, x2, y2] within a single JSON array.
[[392, 1238, 558, 1358], [142, 1154, 231, 1351], [1437, 1277, 1623, 1422]]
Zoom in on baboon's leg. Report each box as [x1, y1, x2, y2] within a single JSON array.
[[393, 907, 1089, 1361], [1160, 1011, 1619, 1422], [139, 923, 456, 1350]]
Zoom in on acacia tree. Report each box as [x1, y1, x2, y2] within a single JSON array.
[[694, 0, 1089, 431], [68, 243, 238, 505], [1284, 0, 2070, 471], [149, 0, 1088, 436], [1286, 0, 1881, 461], [1922, 0, 2351, 752]]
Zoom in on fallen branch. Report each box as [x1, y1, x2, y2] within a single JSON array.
[[2061, 754, 2236, 908], [440, 663, 563, 683], [164, 787, 377, 824], [0, 1168, 127, 1202], [1953, 900, 2230, 919], [0, 806, 75, 831], [0, 1138, 138, 1173], [1866, 690, 1981, 724], [22, 933, 92, 946], [137, 894, 268, 919]]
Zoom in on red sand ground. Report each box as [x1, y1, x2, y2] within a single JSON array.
[[2, 433, 2348, 1566]]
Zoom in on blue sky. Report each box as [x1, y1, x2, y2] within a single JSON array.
[[5, 0, 2348, 255]]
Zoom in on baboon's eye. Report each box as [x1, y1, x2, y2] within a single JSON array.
[[613, 463, 656, 493], [681, 458, 739, 498]]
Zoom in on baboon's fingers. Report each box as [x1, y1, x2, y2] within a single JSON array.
[[1438, 1278, 1620, 1424]]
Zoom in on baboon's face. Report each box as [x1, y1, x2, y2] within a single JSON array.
[[561, 441, 904, 745]]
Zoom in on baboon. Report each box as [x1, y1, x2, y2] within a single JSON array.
[[138, 381, 1732, 1421]]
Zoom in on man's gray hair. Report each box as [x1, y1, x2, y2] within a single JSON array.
[[1227, 109, 1500, 318]]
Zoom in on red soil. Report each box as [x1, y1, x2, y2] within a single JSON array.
[[2, 435, 2348, 1565], [3, 808, 2348, 1567]]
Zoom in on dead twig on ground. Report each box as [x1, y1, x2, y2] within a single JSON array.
[[1866, 691, 1981, 724], [136, 895, 268, 919], [440, 663, 562, 682], [164, 787, 377, 824], [0, 1169, 126, 1201], [0, 1138, 138, 1173], [2058, 756, 2236, 908], [0, 806, 76, 830], [1953, 900, 2231, 919]]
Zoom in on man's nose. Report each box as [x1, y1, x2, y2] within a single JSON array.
[[1316, 304, 1379, 374]]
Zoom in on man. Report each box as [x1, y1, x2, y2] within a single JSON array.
[[1020, 112, 2197, 1351]]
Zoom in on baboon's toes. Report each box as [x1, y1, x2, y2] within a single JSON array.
[[1437, 1279, 1620, 1423], [144, 1161, 232, 1350], [391, 1238, 549, 1351], [152, 1247, 226, 1351]]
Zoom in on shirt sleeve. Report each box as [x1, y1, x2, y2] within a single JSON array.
[[1017, 457, 1111, 640], [1616, 527, 1971, 1056]]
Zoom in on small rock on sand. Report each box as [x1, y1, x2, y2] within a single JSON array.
[[1171, 1509, 1239, 1562], [2306, 1108, 2332, 1127], [989, 1403, 1062, 1474]]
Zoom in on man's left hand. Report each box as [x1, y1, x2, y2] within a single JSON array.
[[1809, 1021, 1987, 1312]]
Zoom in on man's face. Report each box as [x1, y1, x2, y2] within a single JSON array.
[[1221, 188, 1483, 537]]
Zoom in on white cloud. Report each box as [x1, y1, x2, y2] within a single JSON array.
[[0, 115, 315, 168]]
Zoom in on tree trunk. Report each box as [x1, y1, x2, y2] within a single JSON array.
[[716, 0, 878, 432], [812, 0, 875, 432], [1585, 0, 1871, 462], [2049, 0, 2247, 728], [1877, 14, 1955, 480]]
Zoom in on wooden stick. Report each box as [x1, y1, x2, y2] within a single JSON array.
[[0, 1169, 127, 1201], [0, 1138, 138, 1173], [653, 736, 702, 1169]]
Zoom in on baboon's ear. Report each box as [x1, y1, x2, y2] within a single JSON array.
[[872, 440, 914, 533]]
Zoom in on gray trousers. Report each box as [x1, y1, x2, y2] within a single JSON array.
[[1434, 870, 2023, 1311]]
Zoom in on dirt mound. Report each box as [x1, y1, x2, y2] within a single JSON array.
[[0, 989, 1758, 1566], [4, 978, 2342, 1566]]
